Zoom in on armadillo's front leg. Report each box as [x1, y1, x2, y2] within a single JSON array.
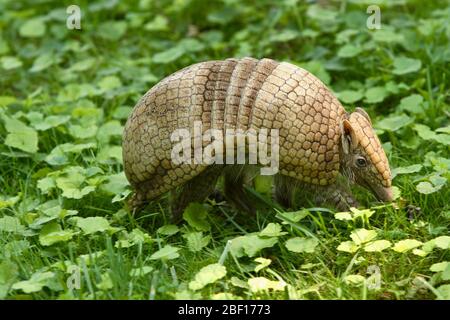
[[314, 181, 359, 211], [171, 165, 223, 222], [223, 165, 256, 215], [274, 174, 300, 209]]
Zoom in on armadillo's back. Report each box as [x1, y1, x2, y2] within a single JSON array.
[[122, 58, 346, 205]]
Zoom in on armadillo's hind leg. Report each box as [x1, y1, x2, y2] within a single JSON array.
[[223, 165, 256, 215], [171, 165, 224, 222]]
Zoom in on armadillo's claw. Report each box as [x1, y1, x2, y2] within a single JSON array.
[[127, 192, 147, 214]]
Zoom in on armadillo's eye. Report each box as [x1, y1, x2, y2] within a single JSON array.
[[356, 157, 367, 167]]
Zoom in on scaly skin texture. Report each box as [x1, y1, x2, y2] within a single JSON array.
[[122, 57, 393, 216]]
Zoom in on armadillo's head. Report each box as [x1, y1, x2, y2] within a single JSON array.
[[339, 108, 393, 202]]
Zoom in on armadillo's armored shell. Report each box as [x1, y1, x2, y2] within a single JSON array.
[[122, 58, 347, 205]]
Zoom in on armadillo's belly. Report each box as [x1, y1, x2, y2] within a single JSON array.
[[122, 58, 345, 202]]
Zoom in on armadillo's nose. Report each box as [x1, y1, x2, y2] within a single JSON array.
[[375, 186, 393, 202]]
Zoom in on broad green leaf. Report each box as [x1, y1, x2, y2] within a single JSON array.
[[337, 241, 359, 253], [430, 262, 449, 273], [416, 181, 443, 194], [248, 277, 286, 292], [337, 44, 363, 58], [75, 217, 111, 235], [285, 237, 319, 253], [392, 186, 401, 200], [443, 265, 450, 281], [1, 114, 38, 153], [436, 125, 450, 134], [149, 245, 180, 260], [259, 223, 286, 237], [144, 15, 169, 31], [129, 266, 154, 278], [0, 216, 25, 234], [350, 229, 377, 245], [211, 292, 241, 300], [0, 194, 20, 209], [414, 124, 437, 140], [30, 53, 56, 73], [0, 261, 18, 299], [115, 228, 152, 248], [423, 236, 450, 252], [179, 38, 205, 52], [337, 90, 364, 104], [277, 209, 309, 223], [392, 239, 423, 253], [376, 114, 413, 131], [437, 285, 450, 300], [97, 121, 123, 144], [398, 94, 424, 114], [183, 232, 211, 252], [157, 224, 179, 236], [55, 170, 96, 199], [0, 96, 16, 107], [335, 211, 352, 221], [96, 273, 113, 290], [1, 56, 23, 70], [392, 57, 422, 75], [364, 86, 388, 104], [412, 248, 428, 257], [27, 113, 71, 131], [269, 29, 299, 43], [19, 18, 46, 37], [152, 46, 185, 64], [434, 236, 450, 249], [112, 107, 133, 120], [3, 240, 29, 258], [12, 271, 54, 293], [57, 83, 98, 102], [372, 29, 404, 43], [39, 223, 74, 246], [97, 21, 127, 40], [344, 275, 365, 286], [98, 76, 122, 92], [189, 263, 227, 290], [68, 58, 96, 72], [392, 164, 422, 178], [254, 258, 271, 272], [414, 124, 450, 146], [306, 4, 338, 22], [230, 234, 278, 258], [69, 125, 97, 139], [100, 172, 128, 195], [349, 208, 375, 221], [364, 240, 392, 252], [183, 203, 211, 231], [46, 143, 96, 166]]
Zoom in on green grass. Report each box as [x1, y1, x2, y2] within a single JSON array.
[[0, 0, 449, 300]]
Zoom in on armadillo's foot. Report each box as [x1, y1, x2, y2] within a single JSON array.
[[274, 174, 301, 209], [170, 165, 223, 222], [223, 166, 256, 215], [314, 182, 359, 211], [127, 192, 148, 214]]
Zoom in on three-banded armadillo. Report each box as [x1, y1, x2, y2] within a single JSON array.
[[122, 57, 393, 217]]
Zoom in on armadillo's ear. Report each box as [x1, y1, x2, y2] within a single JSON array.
[[340, 119, 354, 154], [355, 107, 372, 125]]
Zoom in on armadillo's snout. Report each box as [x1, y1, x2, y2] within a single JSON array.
[[374, 186, 393, 202]]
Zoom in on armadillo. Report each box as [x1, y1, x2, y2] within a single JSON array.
[[122, 57, 393, 217]]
